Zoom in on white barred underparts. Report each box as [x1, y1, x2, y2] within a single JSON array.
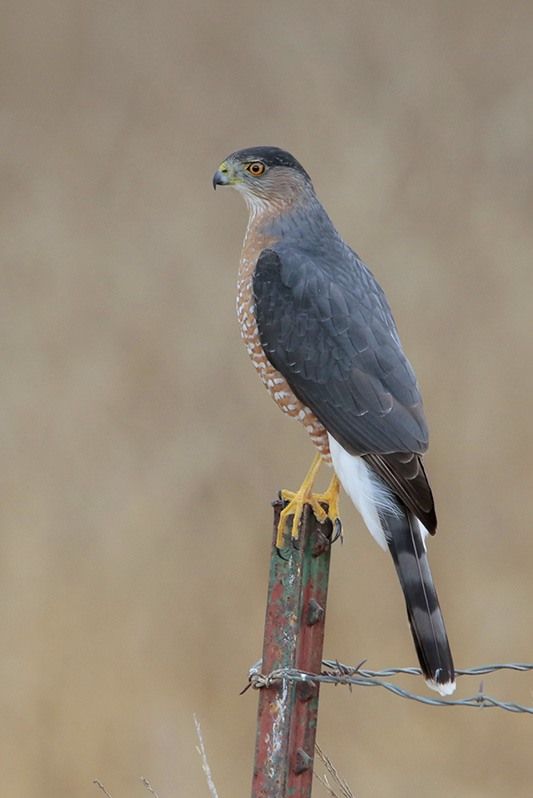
[[236, 221, 331, 463]]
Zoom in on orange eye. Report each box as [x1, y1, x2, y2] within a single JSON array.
[[246, 161, 266, 176]]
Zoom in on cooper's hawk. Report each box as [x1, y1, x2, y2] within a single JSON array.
[[213, 146, 455, 696]]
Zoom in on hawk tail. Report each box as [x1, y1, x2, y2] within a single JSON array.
[[383, 509, 455, 696], [327, 437, 455, 695]]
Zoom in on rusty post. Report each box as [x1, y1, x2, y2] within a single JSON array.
[[251, 499, 333, 798]]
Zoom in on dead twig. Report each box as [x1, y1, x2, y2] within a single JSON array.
[[140, 776, 160, 797], [93, 780, 114, 798], [314, 744, 354, 798], [194, 714, 220, 798]]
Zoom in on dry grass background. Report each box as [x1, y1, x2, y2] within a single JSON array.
[[1, 1, 532, 795]]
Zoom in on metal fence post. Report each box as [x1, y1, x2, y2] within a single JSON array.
[[251, 499, 334, 798]]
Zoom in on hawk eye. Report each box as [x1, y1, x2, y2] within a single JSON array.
[[246, 161, 266, 176]]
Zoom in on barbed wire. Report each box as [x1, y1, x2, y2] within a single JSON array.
[[246, 659, 533, 714]]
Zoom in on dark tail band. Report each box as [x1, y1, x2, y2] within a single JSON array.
[[381, 508, 455, 695]]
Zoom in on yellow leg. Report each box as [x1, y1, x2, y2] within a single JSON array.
[[277, 454, 342, 547]]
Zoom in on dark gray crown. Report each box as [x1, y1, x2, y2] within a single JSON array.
[[229, 146, 311, 181]]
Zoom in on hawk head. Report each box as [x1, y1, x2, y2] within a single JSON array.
[[213, 146, 312, 208]]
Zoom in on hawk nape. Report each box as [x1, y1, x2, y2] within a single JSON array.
[[213, 146, 455, 696]]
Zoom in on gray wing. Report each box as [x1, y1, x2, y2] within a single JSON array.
[[253, 246, 436, 532]]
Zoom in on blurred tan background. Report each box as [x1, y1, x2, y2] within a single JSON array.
[[1, 1, 532, 795]]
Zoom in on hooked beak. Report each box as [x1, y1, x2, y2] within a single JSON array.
[[213, 161, 233, 189], [213, 160, 240, 190], [212, 169, 228, 190]]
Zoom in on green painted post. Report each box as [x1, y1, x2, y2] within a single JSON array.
[[251, 499, 334, 798]]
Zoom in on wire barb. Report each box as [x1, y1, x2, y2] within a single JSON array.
[[246, 659, 533, 714]]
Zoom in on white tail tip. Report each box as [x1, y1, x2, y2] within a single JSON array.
[[426, 678, 456, 696]]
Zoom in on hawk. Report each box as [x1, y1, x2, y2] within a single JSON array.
[[213, 146, 455, 695]]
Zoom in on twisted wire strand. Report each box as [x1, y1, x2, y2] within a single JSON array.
[[247, 660, 533, 714]]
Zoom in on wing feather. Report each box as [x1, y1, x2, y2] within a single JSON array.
[[253, 246, 436, 531]]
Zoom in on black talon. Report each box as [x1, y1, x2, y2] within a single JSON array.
[[331, 517, 343, 543]]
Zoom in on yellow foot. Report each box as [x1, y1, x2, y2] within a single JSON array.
[[276, 455, 342, 548]]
